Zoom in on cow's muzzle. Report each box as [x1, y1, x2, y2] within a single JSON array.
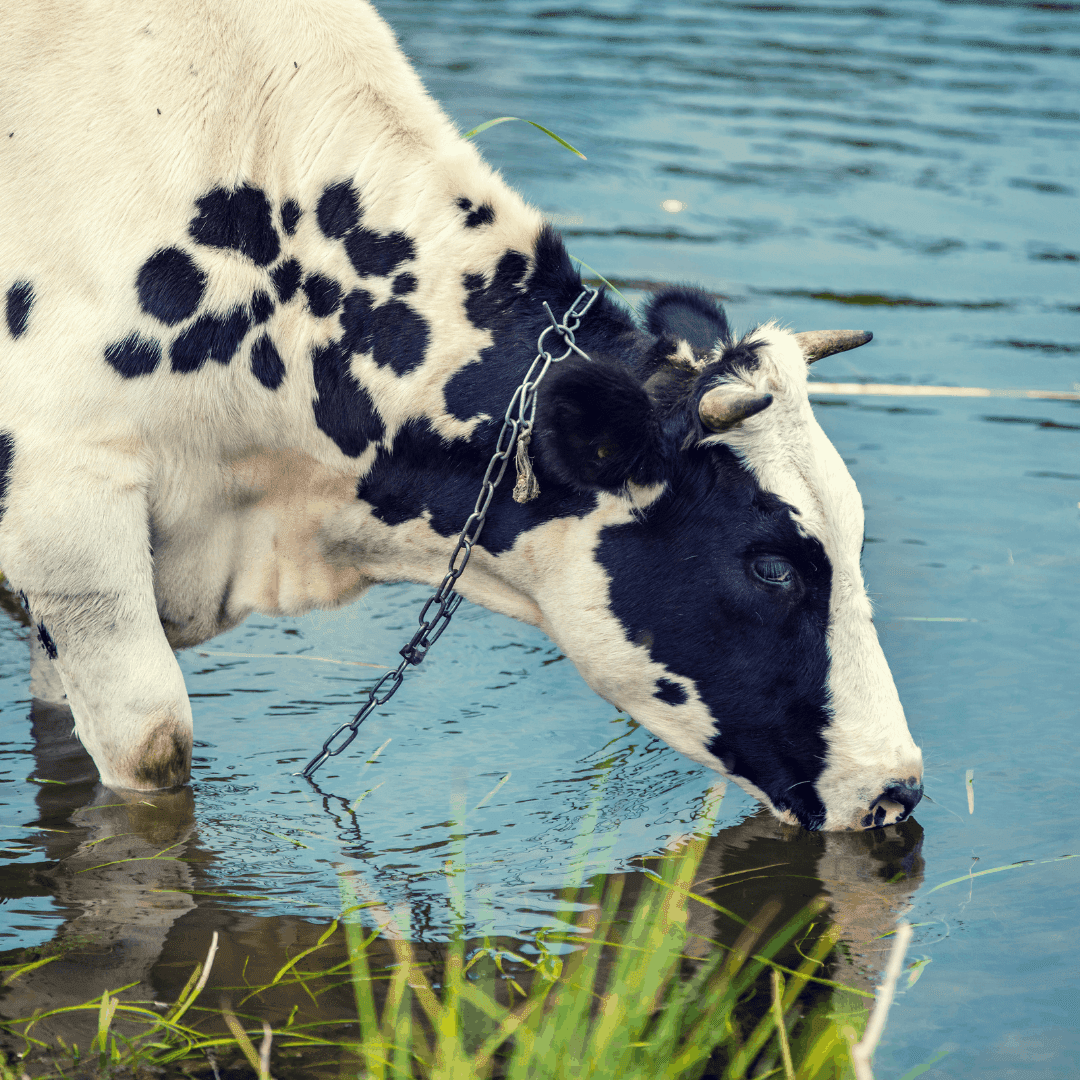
[[861, 779, 923, 829]]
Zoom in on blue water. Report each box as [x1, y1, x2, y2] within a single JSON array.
[[2, 1, 1078, 1076]]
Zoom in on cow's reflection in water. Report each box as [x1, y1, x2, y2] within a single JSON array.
[[1, 701, 197, 1053], [2, 711, 922, 1063], [673, 806, 924, 994]]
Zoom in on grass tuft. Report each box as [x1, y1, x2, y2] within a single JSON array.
[[1, 798, 903, 1079]]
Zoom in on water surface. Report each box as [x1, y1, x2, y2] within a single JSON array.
[[2, 1, 1078, 1076]]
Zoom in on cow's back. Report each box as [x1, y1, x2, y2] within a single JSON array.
[[0, 0, 536, 452]]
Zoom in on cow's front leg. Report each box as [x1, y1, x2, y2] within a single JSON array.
[[0, 443, 191, 790]]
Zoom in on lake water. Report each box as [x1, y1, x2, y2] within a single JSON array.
[[2, 1, 1078, 1076]]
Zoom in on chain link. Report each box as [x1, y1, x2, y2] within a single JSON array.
[[300, 284, 600, 779]]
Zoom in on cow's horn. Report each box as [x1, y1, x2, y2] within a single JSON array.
[[794, 329, 873, 363], [699, 387, 774, 432]]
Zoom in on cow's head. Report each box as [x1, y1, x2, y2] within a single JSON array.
[[521, 286, 922, 831]]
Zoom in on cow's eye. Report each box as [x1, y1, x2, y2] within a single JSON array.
[[751, 556, 796, 588]]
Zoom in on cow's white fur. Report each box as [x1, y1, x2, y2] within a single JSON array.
[[0, 0, 920, 826]]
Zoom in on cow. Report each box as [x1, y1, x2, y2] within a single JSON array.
[[0, 0, 923, 831]]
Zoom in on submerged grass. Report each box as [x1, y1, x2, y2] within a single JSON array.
[[0, 794, 893, 1080]]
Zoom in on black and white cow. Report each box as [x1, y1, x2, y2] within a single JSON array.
[[0, 0, 922, 830]]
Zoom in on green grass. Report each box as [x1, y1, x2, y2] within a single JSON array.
[[1, 796, 881, 1080]]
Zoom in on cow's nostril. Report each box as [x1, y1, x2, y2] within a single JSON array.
[[883, 780, 924, 818], [861, 780, 924, 829]]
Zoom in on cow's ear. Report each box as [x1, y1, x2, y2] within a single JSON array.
[[534, 358, 667, 493], [641, 287, 731, 352]]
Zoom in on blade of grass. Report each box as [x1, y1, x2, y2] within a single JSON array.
[[639, 869, 747, 926], [802, 1013, 857, 1080], [258, 1021, 273, 1080], [167, 931, 219, 1026], [808, 383, 1080, 401], [689, 898, 833, 1077], [341, 885, 385, 1079], [771, 970, 795, 1080], [268, 920, 339, 989], [851, 922, 913, 1080], [93, 988, 118, 1057], [522, 876, 613, 1075], [897, 1049, 953, 1079], [388, 936, 436, 1066], [922, 853, 1077, 896], [1, 955, 61, 985], [570, 258, 632, 307], [660, 900, 783, 1078], [473, 773, 510, 810], [462, 116, 586, 160], [221, 1004, 267, 1079]]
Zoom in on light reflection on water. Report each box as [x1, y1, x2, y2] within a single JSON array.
[[2, 1, 1078, 1075]]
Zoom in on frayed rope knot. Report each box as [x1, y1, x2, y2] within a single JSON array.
[[513, 431, 540, 503]]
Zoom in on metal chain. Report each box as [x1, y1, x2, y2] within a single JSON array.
[[300, 284, 601, 779]]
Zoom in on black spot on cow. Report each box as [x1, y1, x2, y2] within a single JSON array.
[[189, 184, 280, 266], [270, 254, 304, 302], [336, 289, 425, 373], [251, 290, 275, 324], [597, 445, 834, 831], [456, 196, 495, 228], [461, 250, 530, 332], [339, 288, 374, 355], [303, 273, 344, 317], [357, 417, 596, 554], [271, 258, 303, 303], [392, 273, 417, 295], [465, 203, 495, 229], [104, 334, 161, 378], [136, 247, 206, 326], [0, 431, 13, 523], [36, 622, 57, 660], [654, 678, 687, 706], [170, 307, 251, 373], [317, 181, 362, 240], [337, 288, 428, 374], [280, 198, 302, 236], [311, 339, 385, 457], [345, 228, 415, 278], [251, 333, 285, 390], [360, 228, 636, 550], [446, 231, 623, 430], [368, 301, 430, 375], [6, 281, 34, 338], [357, 419, 457, 529]]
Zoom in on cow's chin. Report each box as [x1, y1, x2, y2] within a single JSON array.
[[714, 764, 924, 833]]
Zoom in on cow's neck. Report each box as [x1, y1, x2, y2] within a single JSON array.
[[344, 230, 639, 633]]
